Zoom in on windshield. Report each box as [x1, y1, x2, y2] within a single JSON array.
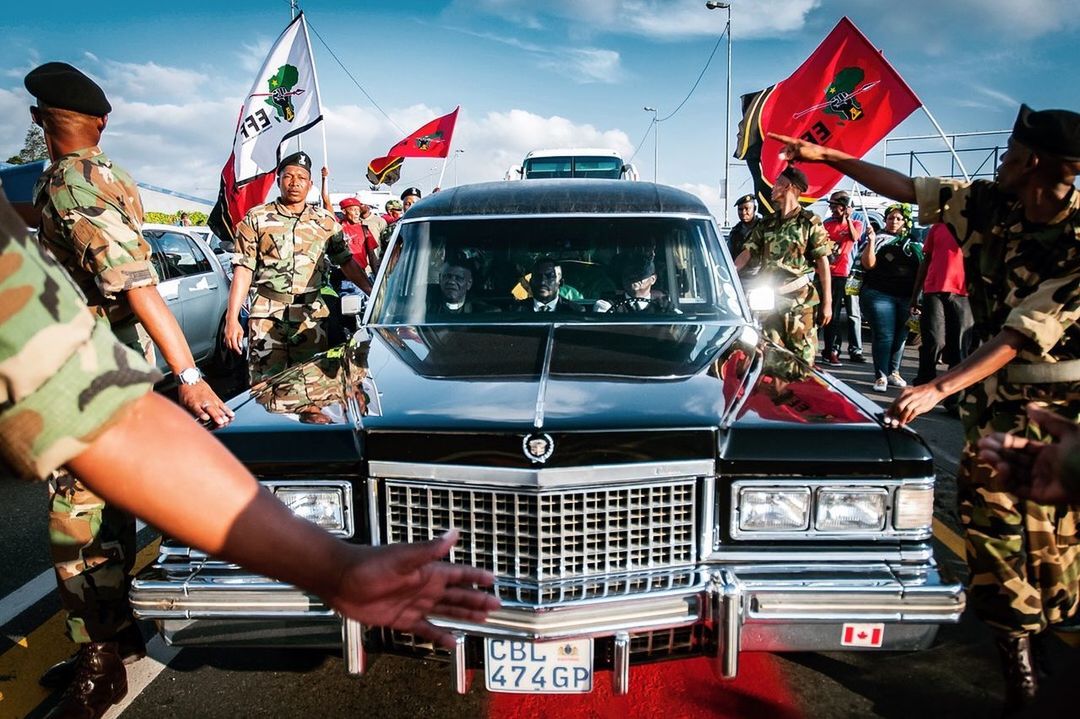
[[369, 216, 743, 324], [523, 156, 623, 179]]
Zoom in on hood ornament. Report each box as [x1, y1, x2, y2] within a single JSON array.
[[523, 432, 555, 464]]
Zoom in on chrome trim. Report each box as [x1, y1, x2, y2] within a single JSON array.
[[700, 474, 716, 562], [399, 212, 715, 223], [452, 632, 469, 695], [366, 477, 381, 546], [261, 480, 354, 539], [706, 545, 936, 564], [344, 619, 365, 675], [534, 324, 555, 429], [720, 571, 740, 679], [613, 632, 630, 695], [368, 459, 714, 488], [729, 478, 935, 541]]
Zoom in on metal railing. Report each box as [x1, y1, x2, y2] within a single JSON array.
[[884, 130, 1009, 181]]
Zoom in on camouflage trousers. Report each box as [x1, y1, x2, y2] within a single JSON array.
[[247, 295, 328, 384], [957, 392, 1080, 637], [48, 471, 136, 643], [761, 303, 817, 365]]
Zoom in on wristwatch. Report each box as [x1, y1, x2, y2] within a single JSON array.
[[177, 367, 203, 385]]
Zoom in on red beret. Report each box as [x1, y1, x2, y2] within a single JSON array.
[[339, 197, 363, 209]]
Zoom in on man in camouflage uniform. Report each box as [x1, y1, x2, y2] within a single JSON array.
[[224, 151, 371, 384], [772, 104, 1080, 713], [727, 193, 761, 260], [734, 166, 833, 365], [21, 62, 233, 712], [0, 186, 498, 719]]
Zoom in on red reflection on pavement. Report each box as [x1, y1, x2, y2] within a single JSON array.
[[488, 654, 802, 719]]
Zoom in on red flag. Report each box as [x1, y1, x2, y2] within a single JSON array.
[[736, 17, 921, 206], [366, 155, 404, 186], [207, 152, 276, 245], [386, 107, 459, 159]]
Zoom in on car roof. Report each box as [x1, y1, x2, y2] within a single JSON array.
[[405, 180, 711, 219]]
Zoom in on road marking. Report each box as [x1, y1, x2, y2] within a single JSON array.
[[0, 538, 161, 718], [0, 569, 56, 629], [102, 636, 181, 719], [932, 518, 965, 560]]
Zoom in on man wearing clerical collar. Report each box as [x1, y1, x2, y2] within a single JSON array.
[[427, 255, 497, 316]]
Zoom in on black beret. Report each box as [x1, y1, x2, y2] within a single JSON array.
[[278, 151, 312, 174], [1012, 104, 1080, 161], [780, 165, 809, 193], [24, 62, 111, 117], [734, 194, 756, 207], [400, 186, 422, 200], [828, 190, 851, 207], [621, 254, 656, 283]]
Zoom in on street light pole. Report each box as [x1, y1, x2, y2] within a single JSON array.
[[706, 1, 732, 228], [643, 106, 658, 183], [454, 148, 465, 186]]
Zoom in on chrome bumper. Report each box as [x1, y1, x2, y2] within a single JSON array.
[[132, 560, 963, 694]]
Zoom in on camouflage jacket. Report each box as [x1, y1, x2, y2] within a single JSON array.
[[235, 201, 352, 296], [0, 190, 160, 481], [915, 178, 1080, 364], [745, 209, 831, 307], [33, 146, 158, 328]]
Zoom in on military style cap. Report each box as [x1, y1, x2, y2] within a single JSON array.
[[1012, 104, 1080, 160], [621, 255, 656, 283], [24, 62, 111, 116], [277, 151, 312, 175], [828, 190, 851, 207], [400, 187, 422, 200], [779, 165, 809, 193], [339, 197, 362, 209], [734, 194, 756, 207], [385, 199, 403, 211]]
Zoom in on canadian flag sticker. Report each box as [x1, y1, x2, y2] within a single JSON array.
[[841, 623, 884, 647]]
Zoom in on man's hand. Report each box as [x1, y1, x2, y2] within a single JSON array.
[[328, 530, 500, 649], [768, 132, 833, 163], [178, 381, 233, 426], [978, 404, 1079, 503], [224, 316, 245, 355], [885, 383, 945, 427], [321, 166, 329, 180], [818, 298, 832, 327]]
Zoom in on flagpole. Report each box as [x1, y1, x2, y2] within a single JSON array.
[[299, 13, 329, 177], [920, 106, 970, 181], [435, 155, 450, 190]]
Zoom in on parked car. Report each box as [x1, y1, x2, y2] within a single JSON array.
[[131, 181, 963, 696], [141, 223, 239, 377]]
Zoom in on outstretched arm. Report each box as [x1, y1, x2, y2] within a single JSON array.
[[68, 392, 499, 647], [768, 133, 917, 204]]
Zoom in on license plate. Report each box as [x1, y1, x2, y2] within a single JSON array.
[[484, 638, 593, 693]]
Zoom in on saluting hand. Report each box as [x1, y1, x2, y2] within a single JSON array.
[[327, 529, 500, 649]]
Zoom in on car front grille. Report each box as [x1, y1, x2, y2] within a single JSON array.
[[382, 478, 698, 604]]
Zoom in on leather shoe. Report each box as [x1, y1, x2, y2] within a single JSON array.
[[40, 624, 145, 689], [994, 633, 1038, 715], [43, 641, 127, 719]]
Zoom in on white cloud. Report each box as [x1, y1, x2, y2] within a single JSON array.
[[456, 0, 820, 40], [972, 84, 1019, 110], [96, 60, 205, 99], [443, 26, 623, 84], [675, 182, 724, 220]]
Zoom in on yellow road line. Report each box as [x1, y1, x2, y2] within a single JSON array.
[[932, 518, 966, 560], [0, 537, 161, 718]]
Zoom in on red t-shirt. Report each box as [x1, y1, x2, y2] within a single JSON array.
[[343, 222, 378, 270], [823, 217, 863, 277], [921, 223, 966, 295]]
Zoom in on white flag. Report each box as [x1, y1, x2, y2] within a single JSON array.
[[233, 12, 322, 184]]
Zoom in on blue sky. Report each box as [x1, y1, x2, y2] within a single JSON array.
[[3, 0, 1077, 221]]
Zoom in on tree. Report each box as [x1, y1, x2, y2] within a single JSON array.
[[6, 125, 47, 165]]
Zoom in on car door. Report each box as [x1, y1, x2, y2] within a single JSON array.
[[150, 230, 221, 362], [145, 233, 183, 373]]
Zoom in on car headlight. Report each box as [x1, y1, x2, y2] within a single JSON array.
[[273, 487, 346, 532], [815, 488, 887, 531], [738, 487, 811, 531], [894, 485, 934, 530]]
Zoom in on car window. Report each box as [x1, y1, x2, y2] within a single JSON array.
[[143, 234, 170, 280], [370, 216, 741, 324], [143, 230, 212, 278]]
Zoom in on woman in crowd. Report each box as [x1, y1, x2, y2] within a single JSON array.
[[860, 203, 923, 392]]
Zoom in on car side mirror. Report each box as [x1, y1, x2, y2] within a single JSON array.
[[341, 293, 367, 318]]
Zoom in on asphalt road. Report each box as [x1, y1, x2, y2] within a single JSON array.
[[2, 342, 1062, 719]]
